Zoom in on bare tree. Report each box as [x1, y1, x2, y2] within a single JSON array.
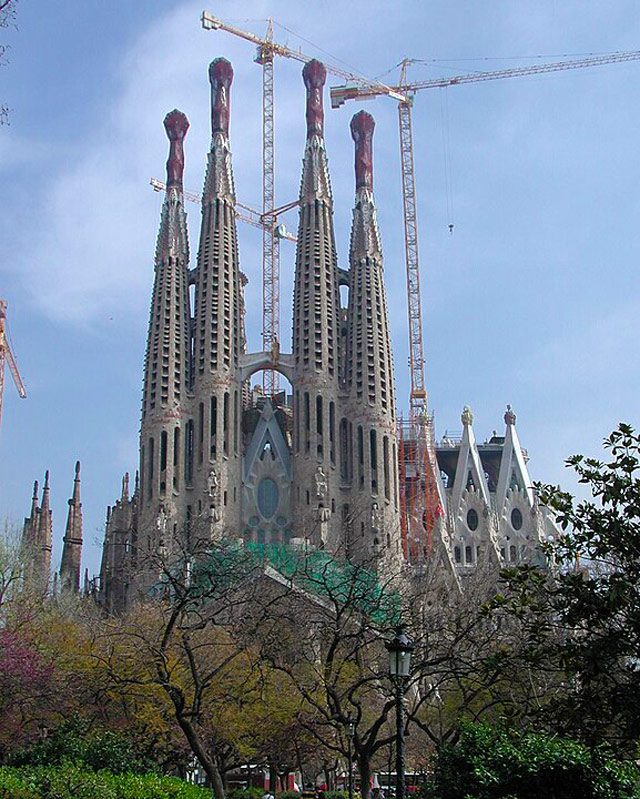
[[93, 520, 290, 799]]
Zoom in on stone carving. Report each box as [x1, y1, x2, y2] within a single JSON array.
[[351, 110, 374, 191], [163, 109, 189, 187], [504, 404, 517, 426], [303, 59, 326, 138], [208, 468, 219, 502], [318, 504, 331, 547], [461, 405, 474, 427], [315, 466, 327, 500], [371, 501, 382, 534], [209, 58, 233, 137], [156, 504, 167, 535]]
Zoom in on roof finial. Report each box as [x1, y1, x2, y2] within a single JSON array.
[[163, 109, 189, 188], [461, 406, 474, 427], [504, 404, 517, 426], [351, 110, 375, 191], [121, 471, 130, 501], [303, 59, 326, 139], [209, 58, 233, 137], [72, 460, 81, 503]]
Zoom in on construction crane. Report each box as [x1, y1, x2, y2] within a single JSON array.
[[331, 47, 640, 559], [0, 299, 27, 427], [201, 11, 401, 394], [150, 177, 297, 242]]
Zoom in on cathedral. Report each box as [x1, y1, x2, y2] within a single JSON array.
[[22, 57, 557, 610]]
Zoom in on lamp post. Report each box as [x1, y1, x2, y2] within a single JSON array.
[[385, 626, 414, 799], [346, 714, 355, 799]]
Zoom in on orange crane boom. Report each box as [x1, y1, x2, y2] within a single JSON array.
[[0, 299, 27, 427]]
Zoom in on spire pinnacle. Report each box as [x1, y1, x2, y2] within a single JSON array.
[[164, 109, 189, 188], [209, 58, 233, 137], [41, 470, 50, 510], [351, 110, 374, 191], [30, 479, 39, 517], [72, 461, 81, 502], [303, 59, 326, 139], [60, 460, 83, 593], [121, 471, 129, 502]]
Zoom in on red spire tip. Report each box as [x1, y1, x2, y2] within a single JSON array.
[[303, 59, 326, 138], [209, 57, 233, 136], [163, 109, 189, 188], [350, 111, 375, 191]]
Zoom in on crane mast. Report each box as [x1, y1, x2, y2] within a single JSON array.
[[256, 20, 279, 394], [201, 10, 400, 396], [0, 299, 27, 427]]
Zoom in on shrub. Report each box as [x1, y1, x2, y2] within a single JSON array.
[[9, 717, 156, 774], [421, 722, 640, 799], [0, 764, 211, 799], [227, 789, 265, 799]]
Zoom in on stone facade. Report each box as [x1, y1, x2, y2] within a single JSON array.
[[20, 56, 556, 609]]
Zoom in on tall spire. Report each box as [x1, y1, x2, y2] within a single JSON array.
[[292, 60, 341, 550], [60, 461, 83, 593], [191, 57, 243, 536], [299, 60, 332, 204], [345, 111, 400, 559], [139, 109, 192, 536], [202, 58, 235, 203], [35, 471, 52, 584], [21, 479, 39, 551]]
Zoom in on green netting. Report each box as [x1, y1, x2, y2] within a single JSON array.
[[154, 541, 400, 626]]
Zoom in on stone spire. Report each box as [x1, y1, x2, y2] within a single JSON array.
[[21, 479, 39, 551], [345, 111, 400, 559], [60, 461, 83, 593], [34, 471, 52, 585], [191, 57, 243, 536], [292, 60, 342, 550], [139, 110, 192, 542]]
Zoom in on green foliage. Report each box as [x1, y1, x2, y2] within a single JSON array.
[[422, 722, 640, 799], [9, 717, 156, 775], [0, 764, 210, 799], [323, 792, 348, 799], [278, 791, 302, 799], [494, 423, 640, 749], [226, 788, 264, 799]]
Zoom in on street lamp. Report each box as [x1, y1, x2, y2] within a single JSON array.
[[346, 714, 355, 799], [385, 626, 414, 799]]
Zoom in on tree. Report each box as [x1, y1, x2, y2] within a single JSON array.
[[261, 548, 404, 799], [93, 523, 290, 799], [495, 423, 640, 751]]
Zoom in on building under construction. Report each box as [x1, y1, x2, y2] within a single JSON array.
[[21, 55, 557, 609]]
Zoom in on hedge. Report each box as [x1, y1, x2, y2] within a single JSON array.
[[0, 764, 211, 799]]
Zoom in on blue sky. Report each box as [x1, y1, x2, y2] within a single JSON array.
[[1, 0, 639, 575]]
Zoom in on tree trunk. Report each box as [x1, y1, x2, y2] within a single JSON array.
[[358, 753, 372, 799], [174, 711, 225, 799]]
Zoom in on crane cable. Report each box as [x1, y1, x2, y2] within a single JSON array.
[[439, 87, 455, 234]]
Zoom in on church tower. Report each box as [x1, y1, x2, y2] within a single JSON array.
[[138, 109, 191, 555], [191, 58, 243, 537], [59, 461, 83, 592], [344, 111, 401, 559], [291, 60, 342, 549]]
